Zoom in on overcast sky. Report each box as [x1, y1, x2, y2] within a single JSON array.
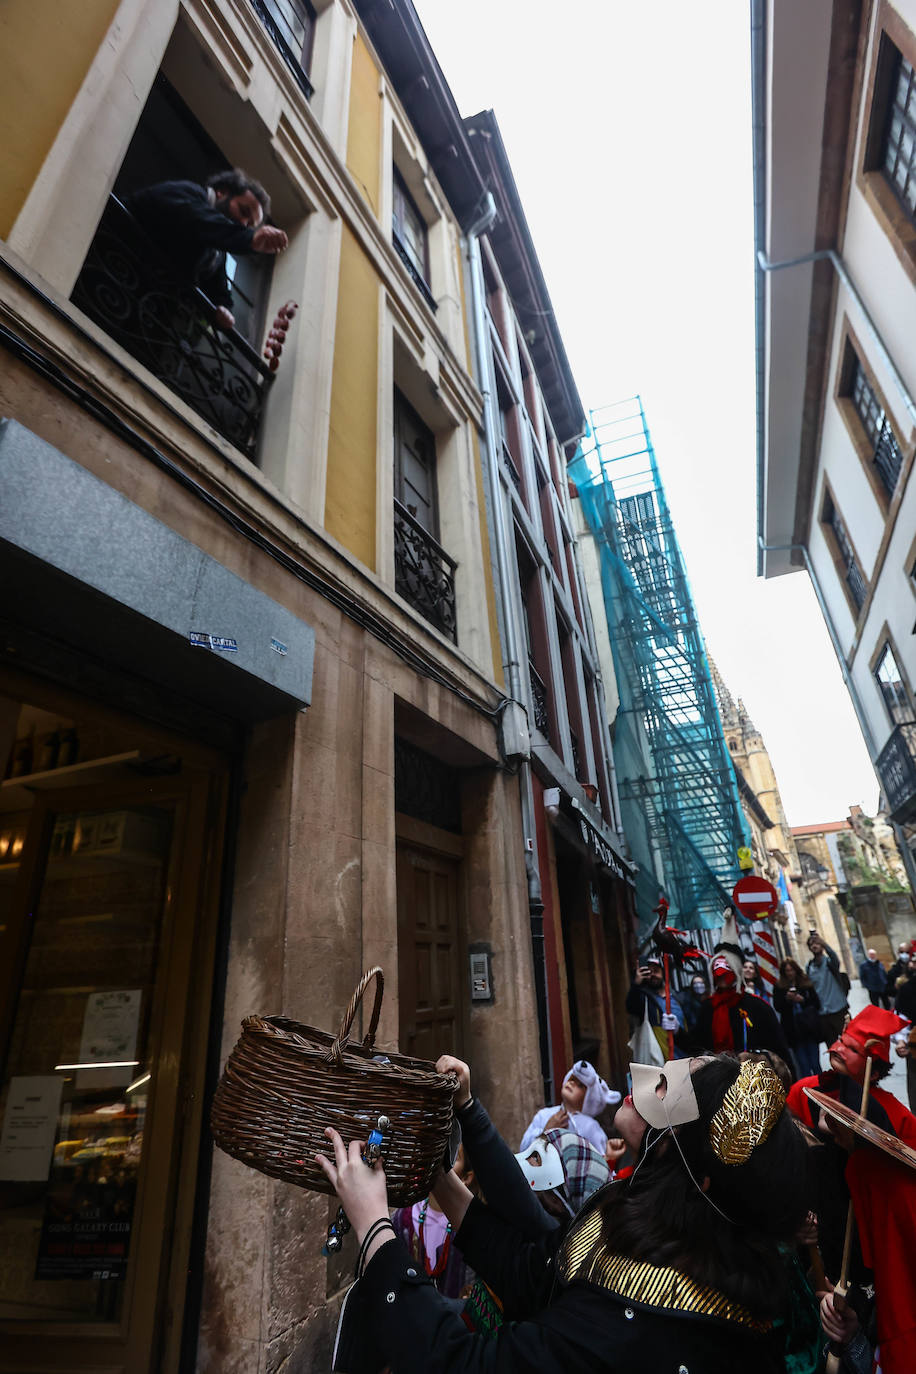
[[412, 0, 880, 826]]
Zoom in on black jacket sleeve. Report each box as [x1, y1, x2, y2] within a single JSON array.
[[453, 1197, 561, 1320], [128, 181, 256, 254], [625, 982, 649, 1019], [456, 1098, 557, 1238], [359, 1235, 599, 1374]]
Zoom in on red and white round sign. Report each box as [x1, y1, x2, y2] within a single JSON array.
[[731, 874, 779, 919]]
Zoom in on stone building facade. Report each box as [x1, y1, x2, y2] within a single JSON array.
[[0, 3, 629, 1369]]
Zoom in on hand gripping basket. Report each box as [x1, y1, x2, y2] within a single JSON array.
[[210, 967, 458, 1206]]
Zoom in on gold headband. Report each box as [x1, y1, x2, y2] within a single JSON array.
[[708, 1059, 785, 1166]]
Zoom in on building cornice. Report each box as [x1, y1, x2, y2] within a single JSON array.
[[463, 109, 586, 448], [351, 0, 487, 231]]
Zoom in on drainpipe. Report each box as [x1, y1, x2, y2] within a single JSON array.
[[757, 247, 916, 427], [465, 196, 554, 1101]]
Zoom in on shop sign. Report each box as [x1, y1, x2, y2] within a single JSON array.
[[570, 798, 628, 880]]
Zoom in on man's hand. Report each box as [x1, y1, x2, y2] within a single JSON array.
[[605, 1136, 626, 1168], [252, 225, 288, 254], [436, 1055, 471, 1108], [661, 1012, 678, 1032], [213, 305, 236, 330], [545, 1107, 569, 1131], [634, 965, 650, 985], [817, 1284, 860, 1345]]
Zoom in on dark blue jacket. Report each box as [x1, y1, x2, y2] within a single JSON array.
[[858, 958, 888, 993]]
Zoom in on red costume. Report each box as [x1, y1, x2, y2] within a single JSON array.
[[786, 1004, 916, 1145], [786, 1072, 916, 1147], [846, 1149, 916, 1374]]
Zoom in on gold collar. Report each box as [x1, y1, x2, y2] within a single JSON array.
[[558, 1207, 771, 1333]]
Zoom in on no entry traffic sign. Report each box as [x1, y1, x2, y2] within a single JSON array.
[[732, 874, 779, 918]]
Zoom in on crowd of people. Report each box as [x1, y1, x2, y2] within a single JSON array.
[[314, 926, 916, 1374]]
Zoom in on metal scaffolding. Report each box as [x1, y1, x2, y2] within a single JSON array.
[[570, 396, 749, 933]]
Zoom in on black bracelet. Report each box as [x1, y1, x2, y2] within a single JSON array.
[[356, 1218, 396, 1279]]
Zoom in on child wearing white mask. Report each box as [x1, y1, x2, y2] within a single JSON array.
[[519, 1059, 621, 1160]]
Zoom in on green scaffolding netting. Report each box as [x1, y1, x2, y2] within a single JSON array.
[[570, 397, 750, 936]]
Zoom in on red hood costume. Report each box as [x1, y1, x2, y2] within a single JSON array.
[[786, 1005, 916, 1146]]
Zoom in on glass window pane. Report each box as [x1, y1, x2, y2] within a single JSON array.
[[0, 804, 173, 1323]]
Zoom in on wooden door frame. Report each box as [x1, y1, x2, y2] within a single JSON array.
[[0, 767, 227, 1373]]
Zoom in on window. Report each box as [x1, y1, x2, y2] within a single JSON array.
[[392, 168, 433, 307], [821, 490, 868, 614], [859, 12, 916, 284], [850, 356, 904, 495], [881, 47, 916, 222], [875, 642, 915, 725], [250, 0, 317, 98], [394, 387, 437, 536], [392, 389, 456, 640]]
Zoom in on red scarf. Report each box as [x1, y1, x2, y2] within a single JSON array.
[[710, 989, 741, 1051]]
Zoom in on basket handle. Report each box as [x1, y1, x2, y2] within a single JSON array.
[[328, 967, 385, 1067]]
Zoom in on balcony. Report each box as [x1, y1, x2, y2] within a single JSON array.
[[72, 197, 275, 459], [877, 723, 916, 823], [393, 499, 457, 642]]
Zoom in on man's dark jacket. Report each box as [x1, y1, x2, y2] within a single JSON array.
[[126, 180, 256, 307]]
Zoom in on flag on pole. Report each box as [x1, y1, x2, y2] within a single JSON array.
[[752, 921, 779, 991]]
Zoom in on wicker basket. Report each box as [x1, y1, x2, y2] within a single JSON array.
[[210, 967, 458, 1206]]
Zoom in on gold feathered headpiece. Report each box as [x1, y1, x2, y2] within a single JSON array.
[[708, 1058, 785, 1166]]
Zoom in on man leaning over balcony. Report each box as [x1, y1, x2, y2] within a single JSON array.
[[127, 169, 288, 331]]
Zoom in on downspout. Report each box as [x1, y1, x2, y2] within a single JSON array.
[[465, 195, 554, 1101]]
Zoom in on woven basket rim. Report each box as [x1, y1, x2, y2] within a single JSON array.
[[240, 1014, 458, 1088]]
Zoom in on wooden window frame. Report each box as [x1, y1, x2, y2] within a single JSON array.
[[857, 0, 916, 288], [819, 478, 870, 622], [869, 622, 916, 725], [393, 385, 439, 539], [392, 165, 431, 294], [834, 317, 908, 510]]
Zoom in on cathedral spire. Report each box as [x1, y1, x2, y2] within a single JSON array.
[[706, 651, 738, 728]]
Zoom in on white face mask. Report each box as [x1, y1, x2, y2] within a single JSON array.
[[630, 1059, 700, 1130], [901, 953, 911, 963], [514, 1139, 565, 1192]]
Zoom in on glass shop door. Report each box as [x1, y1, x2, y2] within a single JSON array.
[[0, 771, 222, 1373]]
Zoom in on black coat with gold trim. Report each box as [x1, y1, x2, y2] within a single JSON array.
[[346, 1182, 786, 1374]]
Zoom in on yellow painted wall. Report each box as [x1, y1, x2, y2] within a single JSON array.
[[346, 32, 381, 218], [0, 0, 119, 237], [325, 226, 378, 566]]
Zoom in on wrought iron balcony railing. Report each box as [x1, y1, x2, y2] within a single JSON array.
[[877, 722, 916, 823], [249, 0, 315, 99], [393, 499, 457, 642], [72, 197, 275, 458], [528, 658, 550, 736], [873, 417, 903, 496], [392, 229, 438, 313]]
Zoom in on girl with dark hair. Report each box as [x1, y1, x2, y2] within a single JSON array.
[[318, 1053, 808, 1373], [772, 957, 821, 1078]]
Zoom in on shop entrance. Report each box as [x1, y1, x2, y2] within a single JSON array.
[[0, 677, 226, 1372]]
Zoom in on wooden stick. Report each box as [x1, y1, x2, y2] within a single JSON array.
[[824, 1042, 880, 1373], [663, 953, 674, 1060]]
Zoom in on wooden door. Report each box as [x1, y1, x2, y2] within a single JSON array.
[[396, 845, 463, 1062]]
